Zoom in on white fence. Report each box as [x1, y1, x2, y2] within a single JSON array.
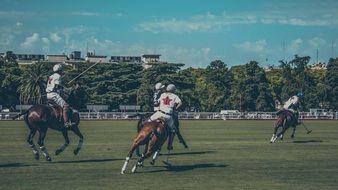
[[1, 111, 338, 120]]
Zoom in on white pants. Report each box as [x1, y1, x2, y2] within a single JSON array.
[[47, 92, 66, 108], [149, 111, 175, 131]]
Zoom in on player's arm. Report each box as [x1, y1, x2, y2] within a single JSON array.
[[175, 97, 182, 111]]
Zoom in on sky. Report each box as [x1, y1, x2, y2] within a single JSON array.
[[0, 0, 338, 68]]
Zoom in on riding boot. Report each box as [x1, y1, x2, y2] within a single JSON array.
[[63, 104, 71, 128]]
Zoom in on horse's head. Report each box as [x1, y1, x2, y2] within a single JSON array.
[[67, 83, 89, 110]]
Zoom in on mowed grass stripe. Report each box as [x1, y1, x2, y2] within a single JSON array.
[[0, 120, 337, 190]]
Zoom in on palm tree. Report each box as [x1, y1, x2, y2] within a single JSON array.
[[18, 62, 47, 104]]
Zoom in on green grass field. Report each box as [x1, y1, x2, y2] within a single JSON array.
[[1, 120, 338, 190]]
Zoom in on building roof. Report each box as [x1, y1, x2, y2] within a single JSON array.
[[86, 55, 107, 58], [142, 54, 161, 58], [47, 54, 67, 57]]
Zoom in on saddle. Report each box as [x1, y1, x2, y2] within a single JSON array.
[[47, 100, 75, 123]]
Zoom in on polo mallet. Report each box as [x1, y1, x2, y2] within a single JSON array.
[[301, 122, 312, 134], [67, 60, 101, 85]]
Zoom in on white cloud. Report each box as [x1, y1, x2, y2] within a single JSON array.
[[308, 37, 326, 48], [287, 39, 303, 53], [41, 37, 50, 44], [41, 37, 50, 51], [50, 33, 61, 43], [277, 18, 332, 26], [137, 5, 338, 33], [137, 12, 257, 33], [69, 12, 124, 17], [233, 40, 267, 53], [16, 22, 23, 27], [20, 33, 39, 49]]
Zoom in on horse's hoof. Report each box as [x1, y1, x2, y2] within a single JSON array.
[[55, 149, 62, 155], [74, 148, 80, 155], [121, 171, 125, 175], [46, 156, 52, 162], [291, 135, 295, 138], [34, 154, 39, 160], [150, 160, 155, 165]]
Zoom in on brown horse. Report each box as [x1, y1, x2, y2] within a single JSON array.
[[121, 119, 168, 174], [270, 110, 297, 143], [12, 84, 86, 161], [129, 112, 188, 157]]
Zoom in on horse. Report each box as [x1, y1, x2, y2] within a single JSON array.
[[129, 112, 188, 157], [12, 84, 86, 161], [270, 110, 298, 143], [121, 119, 168, 174]]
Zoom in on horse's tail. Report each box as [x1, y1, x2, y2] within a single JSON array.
[[275, 111, 286, 128], [11, 110, 29, 120]]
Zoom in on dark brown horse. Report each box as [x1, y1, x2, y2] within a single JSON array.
[[12, 84, 86, 161], [121, 120, 168, 174], [270, 110, 297, 143]]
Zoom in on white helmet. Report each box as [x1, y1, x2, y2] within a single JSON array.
[[53, 64, 63, 72], [155, 82, 165, 90], [166, 84, 176, 92]]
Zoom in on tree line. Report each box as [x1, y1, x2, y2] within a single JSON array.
[[0, 54, 337, 112]]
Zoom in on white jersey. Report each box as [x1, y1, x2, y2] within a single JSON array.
[[283, 95, 299, 110], [158, 92, 181, 114], [46, 73, 61, 93]]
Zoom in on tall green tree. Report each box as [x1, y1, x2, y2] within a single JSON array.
[[18, 63, 48, 104], [0, 56, 21, 109], [229, 61, 274, 111], [325, 58, 338, 110]]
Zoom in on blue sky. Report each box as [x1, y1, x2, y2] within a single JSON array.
[[1, 0, 338, 68]]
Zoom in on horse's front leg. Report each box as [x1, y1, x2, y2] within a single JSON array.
[[55, 129, 70, 155], [71, 125, 84, 155], [176, 128, 188, 148]]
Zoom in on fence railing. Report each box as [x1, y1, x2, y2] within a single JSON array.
[[1, 111, 337, 120]]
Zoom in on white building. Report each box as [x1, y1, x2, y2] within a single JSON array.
[[47, 55, 68, 62], [85, 52, 107, 63], [141, 54, 161, 63]]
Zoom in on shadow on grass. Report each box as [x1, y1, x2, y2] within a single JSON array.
[[0, 163, 35, 168], [142, 163, 229, 173], [292, 140, 323, 143], [160, 150, 216, 156], [54, 158, 124, 164]]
